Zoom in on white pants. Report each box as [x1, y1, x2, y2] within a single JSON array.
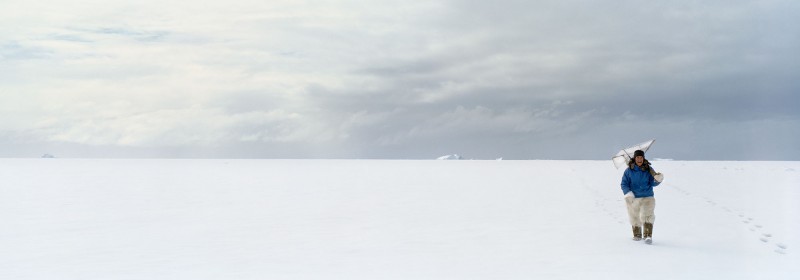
[[626, 196, 655, 226]]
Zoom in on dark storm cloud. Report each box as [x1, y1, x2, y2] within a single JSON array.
[[329, 0, 800, 159]]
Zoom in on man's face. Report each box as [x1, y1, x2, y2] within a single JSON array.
[[635, 155, 644, 166]]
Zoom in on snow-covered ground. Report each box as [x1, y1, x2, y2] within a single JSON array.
[[1, 159, 797, 279]]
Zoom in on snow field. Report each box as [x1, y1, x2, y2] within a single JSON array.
[[0, 159, 797, 279]]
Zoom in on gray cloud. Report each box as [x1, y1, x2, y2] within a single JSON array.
[[1, 0, 799, 160]]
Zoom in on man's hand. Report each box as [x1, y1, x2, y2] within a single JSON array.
[[654, 173, 664, 183], [625, 191, 635, 204]]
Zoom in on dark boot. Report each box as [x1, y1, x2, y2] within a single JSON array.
[[644, 223, 654, 244], [632, 226, 642, 241]]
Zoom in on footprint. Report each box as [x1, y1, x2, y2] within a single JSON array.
[[775, 249, 786, 255], [776, 243, 788, 250], [755, 225, 763, 228], [762, 233, 772, 237], [760, 238, 769, 243]]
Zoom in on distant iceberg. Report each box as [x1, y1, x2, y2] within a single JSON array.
[[437, 154, 463, 160]]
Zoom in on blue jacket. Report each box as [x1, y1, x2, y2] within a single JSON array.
[[621, 165, 661, 198]]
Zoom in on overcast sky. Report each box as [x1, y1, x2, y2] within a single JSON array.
[[2, 0, 799, 160]]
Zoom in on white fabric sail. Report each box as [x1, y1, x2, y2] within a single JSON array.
[[612, 139, 655, 169]]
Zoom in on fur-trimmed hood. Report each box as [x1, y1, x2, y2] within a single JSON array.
[[629, 159, 652, 171]]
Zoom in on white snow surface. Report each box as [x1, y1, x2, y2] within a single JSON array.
[[1, 159, 798, 279]]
